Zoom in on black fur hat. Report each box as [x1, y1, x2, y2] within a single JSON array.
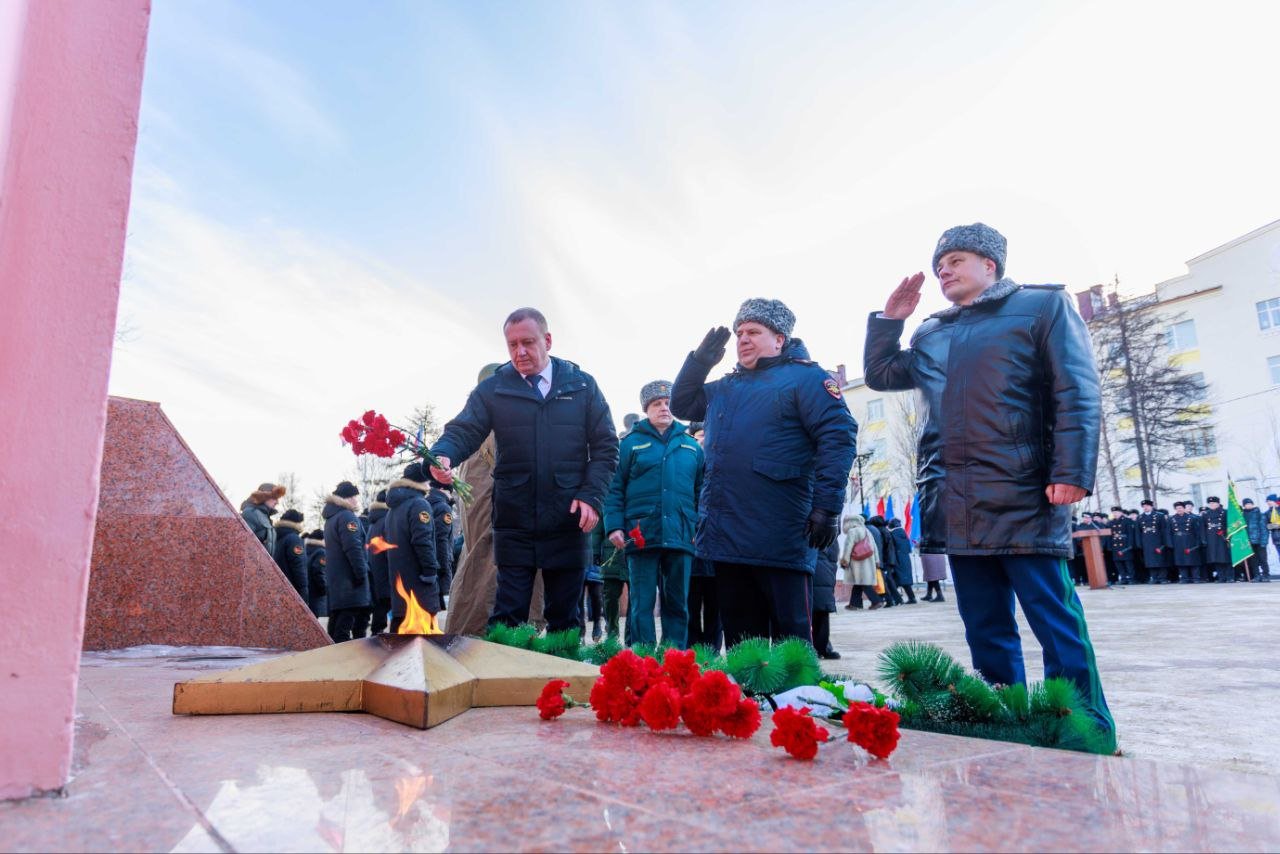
[[281, 508, 304, 524]]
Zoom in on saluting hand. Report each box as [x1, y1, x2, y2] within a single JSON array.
[[571, 499, 599, 532], [693, 326, 731, 366], [883, 272, 926, 320]]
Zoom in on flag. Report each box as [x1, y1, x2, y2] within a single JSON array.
[[885, 495, 895, 521], [876, 496, 886, 518], [415, 422, 424, 447], [903, 495, 914, 539], [861, 501, 871, 518], [1226, 479, 1253, 568]]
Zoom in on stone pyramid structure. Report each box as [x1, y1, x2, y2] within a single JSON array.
[[84, 397, 330, 651]]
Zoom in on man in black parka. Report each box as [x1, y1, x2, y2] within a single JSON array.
[[385, 463, 442, 628], [272, 508, 309, 601], [427, 476, 456, 599], [366, 490, 392, 635], [430, 308, 619, 633], [322, 481, 371, 642], [304, 529, 328, 618], [864, 222, 1115, 749]]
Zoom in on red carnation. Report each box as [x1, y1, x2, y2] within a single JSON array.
[[688, 669, 740, 718], [770, 706, 828, 761], [629, 524, 646, 549], [536, 679, 570, 720], [681, 701, 719, 737], [600, 649, 656, 694], [661, 648, 700, 694], [842, 702, 901, 760], [719, 697, 763, 739], [638, 682, 683, 731]]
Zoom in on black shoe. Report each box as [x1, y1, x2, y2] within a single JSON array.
[[844, 604, 862, 611], [820, 649, 842, 660], [934, 593, 945, 602]]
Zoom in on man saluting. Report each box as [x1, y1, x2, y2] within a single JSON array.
[[429, 308, 619, 633], [863, 223, 1116, 750]]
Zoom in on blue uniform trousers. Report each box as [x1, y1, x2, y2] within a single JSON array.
[[949, 554, 1116, 748], [626, 550, 691, 648]]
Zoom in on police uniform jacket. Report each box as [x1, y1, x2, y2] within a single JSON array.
[[385, 479, 441, 613], [603, 418, 704, 556], [304, 536, 327, 617], [1137, 511, 1170, 567], [863, 280, 1099, 559], [432, 357, 620, 571], [322, 496, 372, 611], [1201, 507, 1231, 564], [671, 338, 857, 574], [272, 519, 309, 600], [1105, 516, 1137, 560], [427, 487, 456, 593], [1168, 513, 1202, 567], [366, 503, 391, 603]]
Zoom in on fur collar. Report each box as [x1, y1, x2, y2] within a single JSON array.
[[274, 519, 305, 534], [303, 538, 325, 548], [387, 478, 430, 494], [929, 278, 1020, 320], [370, 501, 390, 512], [326, 493, 361, 512]]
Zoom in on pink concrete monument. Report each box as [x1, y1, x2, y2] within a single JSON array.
[[85, 397, 332, 652], [0, 0, 152, 799]]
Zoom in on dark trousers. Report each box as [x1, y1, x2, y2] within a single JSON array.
[[1249, 544, 1271, 580], [848, 584, 882, 607], [714, 562, 811, 649], [948, 554, 1116, 749], [370, 597, 390, 635], [602, 578, 627, 641], [812, 609, 833, 655], [491, 565, 584, 633], [1113, 559, 1134, 585], [882, 567, 904, 605], [687, 575, 723, 652], [580, 579, 603, 630], [328, 607, 364, 642]]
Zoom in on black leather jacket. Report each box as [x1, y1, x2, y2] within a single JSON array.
[[863, 280, 1100, 559]]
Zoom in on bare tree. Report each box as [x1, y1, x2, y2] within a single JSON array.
[[276, 471, 304, 513], [885, 393, 923, 499], [1088, 278, 1214, 501], [308, 486, 331, 529], [405, 403, 443, 449]]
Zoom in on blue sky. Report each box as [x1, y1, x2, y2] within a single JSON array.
[[111, 0, 1280, 512]]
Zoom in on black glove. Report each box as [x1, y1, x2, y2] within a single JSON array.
[[805, 508, 839, 550], [693, 326, 731, 366]]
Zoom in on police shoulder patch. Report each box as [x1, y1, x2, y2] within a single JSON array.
[[822, 378, 842, 399], [443, 512, 453, 526], [293, 545, 304, 555], [319, 557, 326, 566], [346, 521, 358, 533], [419, 510, 431, 523]]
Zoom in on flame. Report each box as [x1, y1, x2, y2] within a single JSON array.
[[367, 535, 398, 554], [395, 574, 443, 635]]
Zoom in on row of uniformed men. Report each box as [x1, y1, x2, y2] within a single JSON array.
[[1076, 496, 1277, 585], [263, 466, 458, 641]]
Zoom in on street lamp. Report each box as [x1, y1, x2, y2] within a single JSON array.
[[853, 450, 875, 512]]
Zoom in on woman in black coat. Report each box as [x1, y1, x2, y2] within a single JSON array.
[[811, 541, 839, 659], [866, 516, 901, 606], [887, 519, 917, 603]]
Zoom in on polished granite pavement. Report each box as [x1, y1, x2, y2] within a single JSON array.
[[2, 647, 1277, 852]]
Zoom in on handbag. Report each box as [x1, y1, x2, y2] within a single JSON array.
[[851, 534, 874, 562]]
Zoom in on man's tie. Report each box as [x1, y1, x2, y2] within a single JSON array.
[[524, 374, 539, 395]]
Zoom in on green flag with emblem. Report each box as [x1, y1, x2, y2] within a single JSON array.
[[1226, 479, 1253, 567]]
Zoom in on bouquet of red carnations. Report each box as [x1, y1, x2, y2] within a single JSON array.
[[339, 410, 473, 504]]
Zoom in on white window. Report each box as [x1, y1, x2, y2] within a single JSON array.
[[1165, 320, 1198, 352], [1257, 298, 1280, 331], [867, 399, 884, 421], [1269, 356, 1280, 385], [1182, 427, 1218, 458]]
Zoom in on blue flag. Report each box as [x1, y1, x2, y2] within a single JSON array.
[[885, 495, 895, 521]]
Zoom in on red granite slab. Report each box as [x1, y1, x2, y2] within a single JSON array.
[[83, 397, 330, 651]]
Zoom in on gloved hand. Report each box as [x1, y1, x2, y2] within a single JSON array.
[[693, 326, 732, 366], [805, 508, 840, 550]]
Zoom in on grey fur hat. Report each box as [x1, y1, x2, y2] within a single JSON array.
[[640, 380, 672, 411], [932, 223, 1007, 279], [734, 298, 795, 339]]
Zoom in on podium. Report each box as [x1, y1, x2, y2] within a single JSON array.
[[1071, 529, 1111, 590]]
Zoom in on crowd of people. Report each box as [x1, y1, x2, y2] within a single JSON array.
[[1072, 498, 1276, 586], [227, 222, 1185, 751]]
